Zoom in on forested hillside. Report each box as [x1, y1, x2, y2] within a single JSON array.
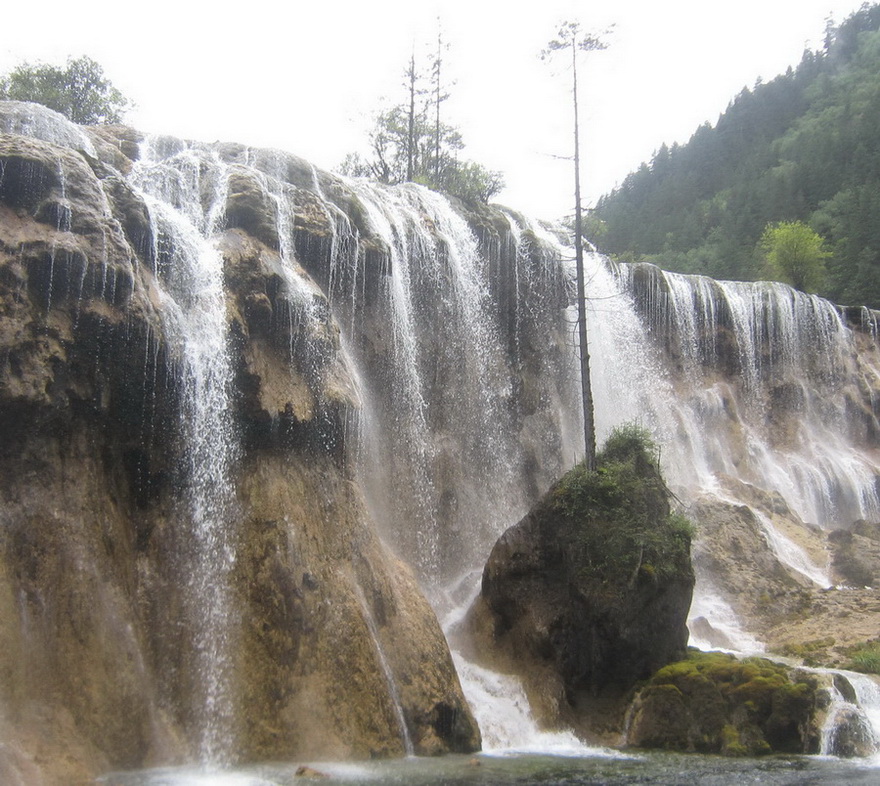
[[593, 3, 880, 308]]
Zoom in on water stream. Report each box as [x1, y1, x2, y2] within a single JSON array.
[[354, 585, 415, 756], [132, 139, 241, 764]]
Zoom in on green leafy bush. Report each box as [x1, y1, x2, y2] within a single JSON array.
[[0, 55, 130, 124], [551, 424, 694, 584]]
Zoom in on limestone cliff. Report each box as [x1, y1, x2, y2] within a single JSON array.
[[5, 90, 880, 779], [0, 102, 485, 784]]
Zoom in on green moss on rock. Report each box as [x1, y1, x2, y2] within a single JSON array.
[[550, 425, 694, 586], [627, 650, 821, 755]]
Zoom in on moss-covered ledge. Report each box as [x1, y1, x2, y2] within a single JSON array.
[[625, 650, 822, 756]]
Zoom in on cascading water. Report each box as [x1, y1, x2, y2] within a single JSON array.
[[616, 264, 880, 530], [354, 584, 415, 757], [131, 138, 241, 765], [850, 673, 880, 758], [253, 169, 880, 752], [0, 100, 97, 157], [573, 260, 880, 640], [319, 181, 578, 586], [8, 101, 880, 775], [819, 671, 880, 758]]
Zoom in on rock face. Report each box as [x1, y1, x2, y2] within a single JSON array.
[[466, 430, 695, 741], [690, 494, 880, 663], [625, 651, 822, 756], [0, 101, 484, 783], [4, 93, 880, 779]]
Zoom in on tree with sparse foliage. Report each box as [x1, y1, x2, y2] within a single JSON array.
[[542, 20, 610, 471], [0, 55, 130, 125], [429, 21, 452, 179], [338, 30, 503, 204], [760, 220, 829, 293]]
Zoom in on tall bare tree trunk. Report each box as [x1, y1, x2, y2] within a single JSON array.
[[407, 52, 417, 182], [571, 41, 597, 470]]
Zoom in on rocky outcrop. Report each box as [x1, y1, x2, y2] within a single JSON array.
[[625, 651, 822, 755], [690, 492, 880, 663], [465, 430, 694, 742], [0, 102, 480, 784]]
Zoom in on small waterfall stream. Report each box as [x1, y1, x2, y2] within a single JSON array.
[[851, 674, 880, 756], [819, 672, 880, 757], [354, 585, 415, 757], [131, 139, 242, 765]]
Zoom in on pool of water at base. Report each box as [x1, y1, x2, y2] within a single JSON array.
[[99, 750, 880, 785]]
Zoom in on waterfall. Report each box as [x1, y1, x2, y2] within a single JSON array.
[[315, 180, 578, 585], [280, 181, 880, 750], [850, 673, 880, 755], [819, 672, 880, 757], [131, 139, 241, 765], [0, 100, 97, 157], [451, 654, 589, 755], [8, 103, 880, 768], [615, 263, 880, 529], [440, 570, 600, 755]]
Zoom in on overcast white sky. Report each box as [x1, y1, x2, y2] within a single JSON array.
[[1, 1, 868, 219]]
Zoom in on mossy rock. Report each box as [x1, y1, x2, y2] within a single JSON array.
[[628, 684, 689, 749], [477, 425, 695, 732], [630, 650, 819, 755], [549, 425, 695, 588]]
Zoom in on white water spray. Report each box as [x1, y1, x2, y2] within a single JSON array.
[[132, 139, 240, 765]]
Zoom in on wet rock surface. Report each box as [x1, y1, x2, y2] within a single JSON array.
[[691, 492, 880, 663], [0, 102, 480, 784], [466, 436, 695, 743]]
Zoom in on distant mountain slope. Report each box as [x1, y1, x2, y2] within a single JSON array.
[[593, 3, 880, 308]]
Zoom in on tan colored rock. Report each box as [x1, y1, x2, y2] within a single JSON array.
[[0, 116, 479, 785], [231, 454, 478, 760], [690, 493, 880, 662]]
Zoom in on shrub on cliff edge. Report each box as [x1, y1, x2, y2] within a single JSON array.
[[552, 424, 695, 585], [0, 56, 130, 125]]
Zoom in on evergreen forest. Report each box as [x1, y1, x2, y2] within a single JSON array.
[[592, 3, 880, 308]]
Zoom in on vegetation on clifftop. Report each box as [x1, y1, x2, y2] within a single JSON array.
[[0, 55, 130, 124], [337, 24, 503, 205], [551, 424, 694, 584], [593, 3, 880, 307]]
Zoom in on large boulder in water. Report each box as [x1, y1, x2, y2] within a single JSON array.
[[625, 651, 822, 755], [465, 427, 695, 741]]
